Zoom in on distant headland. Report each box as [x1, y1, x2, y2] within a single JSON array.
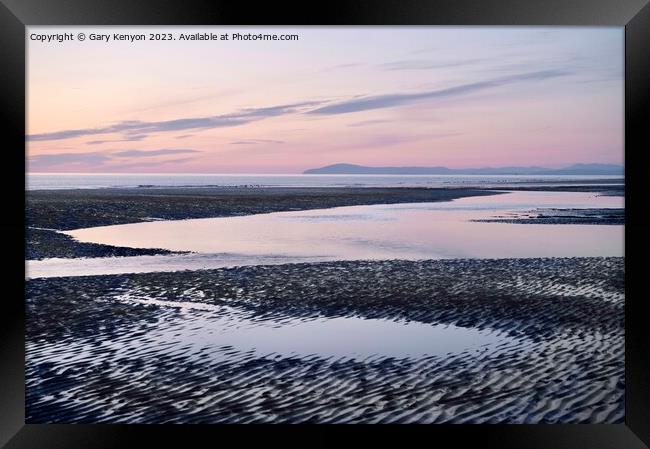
[[303, 163, 624, 176]]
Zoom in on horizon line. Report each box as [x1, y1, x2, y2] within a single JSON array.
[[27, 161, 625, 176]]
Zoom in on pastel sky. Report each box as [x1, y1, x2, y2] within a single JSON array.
[[27, 26, 624, 173]]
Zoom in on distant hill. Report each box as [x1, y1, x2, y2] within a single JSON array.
[[303, 163, 624, 176]]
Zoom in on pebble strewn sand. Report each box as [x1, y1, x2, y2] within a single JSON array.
[[26, 257, 624, 423]]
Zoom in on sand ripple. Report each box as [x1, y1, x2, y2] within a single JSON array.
[[26, 257, 624, 423]]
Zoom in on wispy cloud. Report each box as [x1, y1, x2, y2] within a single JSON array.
[[112, 149, 199, 158], [86, 134, 149, 145], [230, 139, 285, 145], [379, 58, 485, 71], [27, 101, 321, 142], [308, 70, 570, 115], [29, 152, 111, 169], [28, 148, 199, 170], [346, 119, 392, 127]]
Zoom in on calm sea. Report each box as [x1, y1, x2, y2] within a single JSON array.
[[27, 173, 623, 190]]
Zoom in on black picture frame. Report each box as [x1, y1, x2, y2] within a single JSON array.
[[2, 1, 649, 447]]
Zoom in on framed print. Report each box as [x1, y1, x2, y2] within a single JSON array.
[[1, 0, 649, 447]]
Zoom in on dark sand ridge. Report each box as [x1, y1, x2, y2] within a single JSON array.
[[27, 187, 501, 230], [26, 257, 624, 423], [485, 183, 623, 194], [474, 208, 625, 225]]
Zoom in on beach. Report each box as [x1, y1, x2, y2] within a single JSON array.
[[24, 184, 625, 423], [26, 257, 624, 423]]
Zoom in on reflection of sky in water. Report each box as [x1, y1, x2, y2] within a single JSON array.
[[28, 191, 624, 278], [65, 191, 624, 261], [86, 296, 517, 361], [173, 314, 513, 360], [376, 190, 624, 210], [281, 213, 394, 222], [35, 303, 518, 367]]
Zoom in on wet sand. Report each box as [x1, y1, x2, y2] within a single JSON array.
[[27, 187, 499, 259], [26, 228, 182, 260], [484, 184, 624, 195], [474, 208, 624, 225], [26, 257, 624, 424]]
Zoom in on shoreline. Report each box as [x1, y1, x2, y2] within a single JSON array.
[[28, 186, 504, 230], [26, 184, 623, 260], [27, 187, 502, 260]]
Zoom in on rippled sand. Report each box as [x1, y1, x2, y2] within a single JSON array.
[[26, 257, 624, 423]]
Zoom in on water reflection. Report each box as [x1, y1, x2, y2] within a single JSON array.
[[65, 191, 624, 261], [129, 308, 515, 360]]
